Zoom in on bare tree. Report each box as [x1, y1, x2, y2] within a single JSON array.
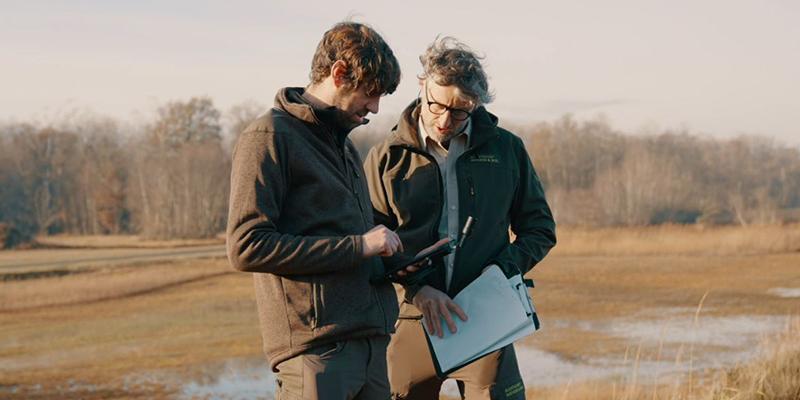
[[151, 97, 222, 147], [2, 105, 799, 248], [225, 100, 266, 151], [129, 97, 229, 239]]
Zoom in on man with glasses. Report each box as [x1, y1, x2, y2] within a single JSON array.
[[363, 37, 557, 399]]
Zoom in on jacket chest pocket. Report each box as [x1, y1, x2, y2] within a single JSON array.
[[468, 162, 516, 222]]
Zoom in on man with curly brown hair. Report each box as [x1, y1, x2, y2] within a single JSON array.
[[364, 37, 557, 400], [226, 22, 404, 399]]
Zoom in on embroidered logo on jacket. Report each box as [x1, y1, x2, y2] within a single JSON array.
[[470, 154, 500, 163]]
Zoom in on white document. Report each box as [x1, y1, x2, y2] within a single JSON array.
[[424, 265, 539, 373]]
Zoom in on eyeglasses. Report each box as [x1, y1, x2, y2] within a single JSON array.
[[424, 85, 472, 121]]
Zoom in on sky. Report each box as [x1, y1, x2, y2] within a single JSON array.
[[1, 0, 798, 145]]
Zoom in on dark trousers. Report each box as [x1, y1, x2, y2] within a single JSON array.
[[387, 319, 525, 400], [275, 335, 391, 400]]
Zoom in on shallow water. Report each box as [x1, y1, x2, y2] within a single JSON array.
[[513, 310, 787, 387], [603, 314, 785, 348], [178, 358, 274, 400], [128, 311, 788, 398], [768, 287, 800, 298]]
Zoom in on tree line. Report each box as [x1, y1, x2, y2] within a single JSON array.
[[1, 98, 798, 248], [511, 116, 800, 227]]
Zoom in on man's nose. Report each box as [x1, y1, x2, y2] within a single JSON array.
[[367, 97, 380, 114], [437, 110, 452, 128]]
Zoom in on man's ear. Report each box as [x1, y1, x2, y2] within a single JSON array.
[[330, 60, 349, 88]]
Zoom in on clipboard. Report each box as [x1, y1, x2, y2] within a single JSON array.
[[421, 266, 540, 377]]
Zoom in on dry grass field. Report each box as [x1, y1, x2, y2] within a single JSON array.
[[1, 225, 798, 399], [0, 235, 224, 277], [524, 319, 800, 400], [31, 234, 224, 249]]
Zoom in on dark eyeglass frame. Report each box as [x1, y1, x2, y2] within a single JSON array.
[[424, 84, 473, 121]]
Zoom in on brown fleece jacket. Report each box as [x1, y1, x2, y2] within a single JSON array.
[[226, 87, 398, 370]]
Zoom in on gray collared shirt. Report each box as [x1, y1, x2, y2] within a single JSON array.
[[418, 118, 471, 290]]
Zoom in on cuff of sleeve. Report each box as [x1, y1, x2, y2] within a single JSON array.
[[351, 234, 365, 267], [403, 283, 422, 304]]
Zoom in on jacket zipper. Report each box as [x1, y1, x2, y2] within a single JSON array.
[[467, 175, 476, 212], [448, 150, 484, 294], [325, 127, 370, 231], [321, 128, 384, 328], [447, 162, 477, 295], [372, 284, 391, 332], [344, 148, 370, 229]]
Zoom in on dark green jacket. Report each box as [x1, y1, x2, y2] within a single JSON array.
[[363, 100, 556, 317]]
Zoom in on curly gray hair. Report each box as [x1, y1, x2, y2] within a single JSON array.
[[418, 37, 494, 105]]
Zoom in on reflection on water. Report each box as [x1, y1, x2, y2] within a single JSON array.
[[516, 311, 786, 387], [768, 287, 800, 298], [139, 311, 787, 397], [603, 314, 785, 348], [177, 357, 274, 400]]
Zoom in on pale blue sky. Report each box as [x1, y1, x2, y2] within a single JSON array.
[[1, 0, 798, 144]]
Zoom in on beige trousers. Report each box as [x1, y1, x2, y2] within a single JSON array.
[[387, 319, 525, 400]]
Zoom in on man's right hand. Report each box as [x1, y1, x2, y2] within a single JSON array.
[[412, 285, 468, 338], [361, 225, 403, 257]]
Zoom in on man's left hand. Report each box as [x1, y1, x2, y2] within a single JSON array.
[[396, 238, 450, 277], [412, 285, 468, 338]]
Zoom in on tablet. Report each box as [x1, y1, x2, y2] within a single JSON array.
[[385, 240, 453, 283]]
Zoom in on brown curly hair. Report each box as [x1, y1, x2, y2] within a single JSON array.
[[309, 22, 401, 96]]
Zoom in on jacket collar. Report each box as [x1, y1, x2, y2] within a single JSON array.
[[388, 99, 500, 151], [274, 87, 355, 145]]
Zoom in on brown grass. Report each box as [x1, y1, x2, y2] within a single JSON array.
[[1, 226, 798, 398], [32, 234, 224, 249], [707, 319, 800, 400], [0, 259, 260, 399], [0, 259, 230, 311], [525, 318, 800, 400], [553, 224, 800, 257], [0, 244, 224, 275]]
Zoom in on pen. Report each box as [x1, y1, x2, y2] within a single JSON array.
[[457, 216, 475, 249]]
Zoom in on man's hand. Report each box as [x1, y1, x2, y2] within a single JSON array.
[[362, 225, 403, 257], [412, 285, 468, 338], [396, 237, 450, 277]]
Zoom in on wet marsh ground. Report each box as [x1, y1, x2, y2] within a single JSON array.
[[1, 226, 798, 399]]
